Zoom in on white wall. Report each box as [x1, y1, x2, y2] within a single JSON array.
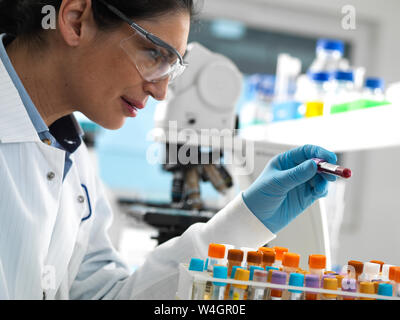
[[198, 0, 400, 266], [199, 0, 400, 84]]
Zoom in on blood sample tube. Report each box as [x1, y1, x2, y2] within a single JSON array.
[[281, 253, 300, 278], [359, 282, 376, 300], [226, 249, 244, 277], [189, 258, 206, 300], [285, 273, 305, 300], [382, 264, 394, 282], [258, 247, 276, 269], [347, 260, 364, 281], [272, 247, 288, 268], [305, 274, 320, 300], [211, 266, 228, 300], [246, 251, 262, 269], [370, 260, 385, 274], [377, 283, 393, 300], [207, 243, 226, 272], [341, 278, 357, 300], [226, 266, 245, 300], [270, 271, 287, 300], [308, 254, 326, 280], [248, 270, 268, 300], [231, 269, 250, 300], [312, 158, 352, 179], [360, 262, 380, 282], [322, 277, 338, 300], [394, 268, 400, 297]]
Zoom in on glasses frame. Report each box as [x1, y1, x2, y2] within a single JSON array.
[[97, 0, 187, 78]]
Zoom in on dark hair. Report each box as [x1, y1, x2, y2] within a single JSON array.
[[0, 0, 196, 43]]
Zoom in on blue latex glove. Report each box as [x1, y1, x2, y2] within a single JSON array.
[[242, 144, 337, 234]]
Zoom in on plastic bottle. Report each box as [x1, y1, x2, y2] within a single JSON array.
[[272, 247, 288, 268], [281, 252, 300, 278], [211, 266, 228, 300], [284, 273, 305, 300], [328, 70, 359, 115], [341, 278, 357, 301], [231, 269, 250, 300], [308, 254, 326, 280], [359, 281, 376, 300], [322, 277, 338, 300], [305, 274, 320, 300], [207, 243, 226, 272], [269, 271, 287, 300], [247, 269, 268, 300], [309, 39, 345, 74], [359, 262, 381, 282], [304, 72, 330, 118], [189, 258, 206, 300], [258, 247, 276, 269], [363, 77, 385, 102], [377, 283, 393, 300]]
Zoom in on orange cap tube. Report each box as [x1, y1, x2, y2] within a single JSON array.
[[208, 243, 226, 259], [309, 254, 326, 269], [273, 247, 288, 261], [246, 251, 262, 265], [370, 260, 385, 273], [282, 252, 300, 268]]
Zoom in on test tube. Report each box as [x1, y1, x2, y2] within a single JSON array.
[[312, 158, 352, 179], [231, 269, 250, 300], [270, 271, 287, 300], [382, 264, 394, 282], [322, 277, 338, 300], [211, 266, 228, 300], [377, 283, 393, 300], [370, 260, 385, 274], [305, 274, 320, 300], [189, 258, 206, 300], [308, 254, 326, 280], [207, 243, 226, 272], [359, 262, 380, 282], [394, 268, 400, 297], [226, 249, 244, 277], [359, 282, 376, 300], [285, 273, 305, 300], [247, 270, 268, 300], [347, 260, 364, 281], [265, 267, 280, 300], [281, 253, 300, 278], [341, 278, 357, 300], [272, 247, 288, 268], [335, 274, 344, 292], [246, 251, 262, 269], [226, 266, 245, 300], [225, 249, 244, 300], [258, 247, 276, 269]]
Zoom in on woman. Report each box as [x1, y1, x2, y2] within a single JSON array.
[[0, 0, 337, 299]]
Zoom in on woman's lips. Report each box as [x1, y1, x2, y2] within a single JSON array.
[[121, 97, 138, 117]]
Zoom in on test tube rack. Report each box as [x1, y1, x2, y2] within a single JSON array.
[[176, 263, 400, 300]]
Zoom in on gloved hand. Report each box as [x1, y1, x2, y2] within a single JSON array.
[[242, 144, 337, 234]]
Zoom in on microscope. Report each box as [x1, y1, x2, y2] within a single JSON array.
[[153, 42, 243, 211], [124, 42, 243, 244]]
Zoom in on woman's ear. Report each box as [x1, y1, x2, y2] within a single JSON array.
[[57, 0, 96, 47]]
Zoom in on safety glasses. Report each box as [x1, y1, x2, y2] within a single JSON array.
[[97, 0, 188, 82]]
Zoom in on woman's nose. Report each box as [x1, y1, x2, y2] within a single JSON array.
[[144, 78, 170, 101]]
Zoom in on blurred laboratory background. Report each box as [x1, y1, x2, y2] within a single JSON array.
[[77, 0, 400, 273]]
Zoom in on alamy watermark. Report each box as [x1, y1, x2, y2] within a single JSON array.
[[41, 5, 57, 30], [342, 5, 356, 30]]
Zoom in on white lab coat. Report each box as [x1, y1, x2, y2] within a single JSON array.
[[0, 57, 276, 300]]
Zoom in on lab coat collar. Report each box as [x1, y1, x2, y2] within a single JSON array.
[[0, 49, 84, 145], [0, 51, 39, 143]]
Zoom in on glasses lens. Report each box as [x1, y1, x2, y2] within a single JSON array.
[[120, 32, 186, 82]]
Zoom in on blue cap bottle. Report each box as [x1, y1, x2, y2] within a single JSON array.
[[189, 258, 204, 272], [288, 273, 305, 294]]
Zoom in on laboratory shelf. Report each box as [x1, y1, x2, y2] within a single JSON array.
[[239, 104, 400, 153]]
